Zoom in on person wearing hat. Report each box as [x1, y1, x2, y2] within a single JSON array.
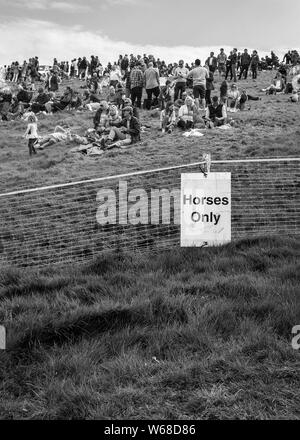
[[121, 97, 139, 119], [227, 83, 241, 109], [104, 106, 140, 148], [204, 96, 227, 128]]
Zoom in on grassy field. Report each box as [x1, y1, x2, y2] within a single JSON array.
[[0, 70, 300, 193], [0, 70, 299, 420], [0, 236, 299, 419]]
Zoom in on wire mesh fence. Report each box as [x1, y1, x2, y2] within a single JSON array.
[[0, 157, 299, 268]]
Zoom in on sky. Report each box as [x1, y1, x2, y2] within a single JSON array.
[[0, 0, 299, 65]]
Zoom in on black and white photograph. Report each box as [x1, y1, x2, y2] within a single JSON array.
[[0, 0, 299, 427]]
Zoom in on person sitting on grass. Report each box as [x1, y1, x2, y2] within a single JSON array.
[[261, 72, 285, 94], [290, 90, 299, 103], [104, 106, 140, 149], [108, 105, 122, 126], [220, 78, 229, 104], [204, 96, 227, 128], [106, 85, 118, 106], [93, 100, 110, 134], [177, 95, 196, 131], [0, 87, 12, 121], [120, 97, 140, 119], [160, 101, 176, 133], [239, 89, 261, 110], [31, 87, 50, 114], [45, 86, 74, 113], [159, 79, 173, 110], [227, 83, 241, 110]]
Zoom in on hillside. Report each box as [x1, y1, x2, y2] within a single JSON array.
[[0, 70, 300, 194]]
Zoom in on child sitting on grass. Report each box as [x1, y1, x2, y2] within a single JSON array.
[[24, 113, 38, 156], [160, 101, 176, 133]]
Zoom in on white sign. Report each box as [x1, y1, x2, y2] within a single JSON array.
[[181, 173, 231, 247]]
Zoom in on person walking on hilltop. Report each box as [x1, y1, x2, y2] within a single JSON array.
[[217, 48, 227, 76], [144, 61, 160, 110]]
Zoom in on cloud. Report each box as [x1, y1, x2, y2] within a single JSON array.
[[0, 18, 286, 67], [0, 0, 91, 12]]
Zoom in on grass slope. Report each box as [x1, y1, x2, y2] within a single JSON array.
[[0, 235, 299, 419], [1, 70, 300, 193]]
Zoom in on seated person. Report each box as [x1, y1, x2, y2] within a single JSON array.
[[220, 79, 228, 104], [177, 96, 196, 130], [104, 106, 140, 148], [159, 79, 173, 110], [290, 90, 299, 103], [120, 97, 139, 119], [70, 91, 82, 110], [160, 101, 176, 133], [0, 87, 12, 121], [45, 86, 74, 113], [10, 96, 25, 119], [106, 86, 118, 105], [239, 89, 260, 110], [115, 82, 125, 108], [31, 87, 50, 113], [16, 85, 32, 107], [93, 100, 110, 133], [227, 83, 241, 109], [262, 72, 285, 94], [204, 96, 227, 128]]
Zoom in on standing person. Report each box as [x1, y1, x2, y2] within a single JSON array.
[[121, 55, 129, 75], [130, 63, 144, 108], [144, 61, 160, 110], [283, 51, 292, 65], [47, 70, 59, 94], [231, 48, 238, 82], [24, 114, 39, 156], [217, 48, 227, 75], [173, 60, 189, 101], [250, 50, 260, 80], [225, 51, 233, 80], [206, 52, 218, 73], [187, 59, 209, 109], [239, 49, 251, 80]]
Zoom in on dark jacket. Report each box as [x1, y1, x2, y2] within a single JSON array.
[[117, 116, 140, 143], [241, 53, 251, 65]]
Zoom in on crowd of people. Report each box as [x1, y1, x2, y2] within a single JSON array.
[[1, 47, 300, 156]]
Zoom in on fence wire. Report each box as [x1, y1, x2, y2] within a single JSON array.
[[0, 158, 299, 268]]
